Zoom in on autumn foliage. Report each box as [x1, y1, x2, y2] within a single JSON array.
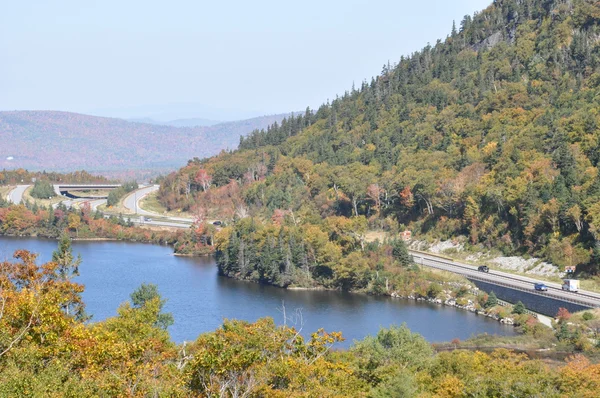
[[1, 250, 599, 396]]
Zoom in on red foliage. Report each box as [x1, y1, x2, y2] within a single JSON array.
[[556, 307, 571, 322]]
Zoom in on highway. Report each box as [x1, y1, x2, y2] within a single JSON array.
[[410, 250, 600, 308], [122, 185, 158, 216], [5, 183, 190, 229], [122, 185, 194, 225], [7, 185, 31, 204]]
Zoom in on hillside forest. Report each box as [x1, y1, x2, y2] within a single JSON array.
[[157, 0, 600, 291]]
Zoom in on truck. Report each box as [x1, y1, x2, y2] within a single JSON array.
[[561, 279, 580, 292]]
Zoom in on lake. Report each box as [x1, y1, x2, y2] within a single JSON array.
[[0, 236, 515, 346]]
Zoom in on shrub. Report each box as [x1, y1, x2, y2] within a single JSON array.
[[582, 312, 594, 321], [427, 283, 443, 299], [512, 301, 526, 315]]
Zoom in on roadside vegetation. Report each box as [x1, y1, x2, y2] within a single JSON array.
[[0, 199, 213, 256], [29, 179, 56, 199], [140, 190, 194, 218], [106, 180, 138, 207]]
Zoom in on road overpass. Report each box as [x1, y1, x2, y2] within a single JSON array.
[[53, 184, 121, 196]]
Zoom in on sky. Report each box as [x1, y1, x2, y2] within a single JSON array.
[[1, 0, 492, 121]]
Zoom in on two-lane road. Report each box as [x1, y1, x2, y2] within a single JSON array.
[[410, 250, 600, 308]]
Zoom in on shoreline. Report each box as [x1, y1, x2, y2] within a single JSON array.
[[0, 234, 531, 331], [220, 270, 527, 329]]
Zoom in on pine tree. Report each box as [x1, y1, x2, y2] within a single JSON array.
[[130, 283, 174, 330], [52, 233, 81, 279], [512, 301, 526, 315], [391, 239, 412, 267], [485, 291, 498, 308]]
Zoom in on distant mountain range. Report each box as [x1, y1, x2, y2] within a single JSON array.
[[127, 117, 222, 127], [0, 111, 288, 179]]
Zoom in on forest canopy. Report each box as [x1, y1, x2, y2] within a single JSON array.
[[160, 0, 600, 277]]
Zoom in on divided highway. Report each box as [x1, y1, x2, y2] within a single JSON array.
[[410, 251, 600, 308], [121, 185, 193, 228], [6, 182, 193, 231]]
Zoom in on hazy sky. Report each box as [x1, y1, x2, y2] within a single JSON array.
[[1, 0, 491, 120]]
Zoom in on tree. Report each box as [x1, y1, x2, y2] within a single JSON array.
[[52, 233, 81, 280], [512, 301, 526, 315], [130, 283, 174, 330], [556, 307, 571, 322], [567, 204, 584, 233], [351, 324, 433, 389], [194, 169, 212, 192], [485, 291, 498, 308], [67, 213, 81, 237], [391, 239, 412, 267], [30, 179, 56, 199], [185, 318, 357, 397]]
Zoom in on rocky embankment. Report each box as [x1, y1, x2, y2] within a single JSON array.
[[390, 283, 518, 326]]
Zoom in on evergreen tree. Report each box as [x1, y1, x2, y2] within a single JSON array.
[[512, 301, 526, 315], [130, 283, 174, 330], [391, 239, 412, 267], [52, 233, 81, 279], [485, 291, 498, 308], [51, 234, 84, 318]]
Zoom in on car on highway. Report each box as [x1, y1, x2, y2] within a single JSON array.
[[477, 265, 489, 273], [144, 217, 153, 222], [534, 282, 548, 291]]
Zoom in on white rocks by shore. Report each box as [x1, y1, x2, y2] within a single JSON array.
[[390, 289, 516, 327]]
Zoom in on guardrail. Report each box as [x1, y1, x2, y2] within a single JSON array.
[[495, 298, 538, 318], [412, 254, 596, 308]]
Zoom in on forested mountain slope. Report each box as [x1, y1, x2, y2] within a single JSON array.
[[160, 0, 600, 280], [0, 111, 287, 178]]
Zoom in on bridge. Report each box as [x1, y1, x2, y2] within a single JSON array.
[[410, 250, 600, 316], [53, 184, 121, 196]]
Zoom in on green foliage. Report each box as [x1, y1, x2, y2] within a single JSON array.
[[391, 238, 412, 266], [427, 282, 443, 299], [485, 291, 498, 308], [106, 181, 138, 207], [582, 311, 595, 321], [52, 233, 81, 279], [130, 283, 174, 330], [351, 324, 433, 390], [556, 321, 572, 342], [512, 301, 526, 315], [30, 179, 56, 199]]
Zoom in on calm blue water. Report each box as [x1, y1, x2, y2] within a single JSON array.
[[0, 236, 515, 346]]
